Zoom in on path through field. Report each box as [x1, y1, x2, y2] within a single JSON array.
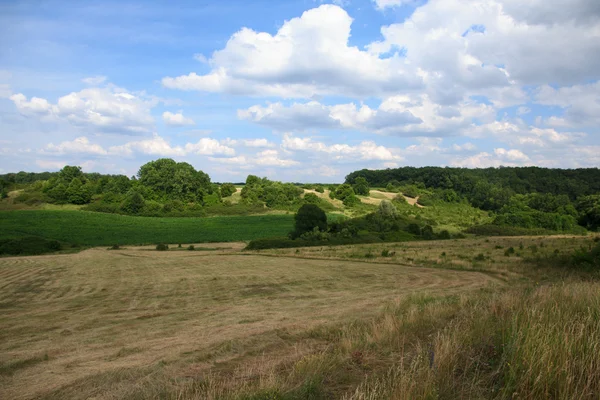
[[0, 245, 499, 399]]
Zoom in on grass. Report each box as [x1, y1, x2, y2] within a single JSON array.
[[1, 235, 598, 399], [0, 210, 294, 245], [0, 243, 496, 399]]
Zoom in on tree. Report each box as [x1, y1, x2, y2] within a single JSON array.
[[66, 178, 92, 204], [220, 183, 236, 198], [292, 204, 327, 239], [577, 195, 600, 231], [137, 158, 211, 202], [377, 200, 398, 218], [304, 193, 320, 204], [352, 177, 370, 196], [121, 190, 146, 214], [59, 166, 85, 183]]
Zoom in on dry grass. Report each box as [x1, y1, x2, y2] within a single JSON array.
[[0, 242, 499, 399]]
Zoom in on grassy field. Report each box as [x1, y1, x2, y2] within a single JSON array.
[[1, 235, 599, 399], [0, 211, 294, 246]]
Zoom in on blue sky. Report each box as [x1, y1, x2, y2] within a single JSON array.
[[1, 0, 599, 182]]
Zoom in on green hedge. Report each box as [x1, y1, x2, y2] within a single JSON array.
[[0, 236, 65, 256]]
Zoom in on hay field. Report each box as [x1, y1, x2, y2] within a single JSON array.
[[0, 243, 499, 399]]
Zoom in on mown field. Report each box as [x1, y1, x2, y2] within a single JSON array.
[[1, 235, 599, 399], [0, 211, 294, 245]]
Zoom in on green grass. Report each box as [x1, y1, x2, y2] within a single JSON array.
[[0, 210, 294, 246]]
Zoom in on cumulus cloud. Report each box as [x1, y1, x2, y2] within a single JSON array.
[[162, 111, 195, 126], [162, 5, 422, 98], [10, 87, 156, 134]]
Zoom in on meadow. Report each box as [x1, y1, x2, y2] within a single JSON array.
[[0, 211, 294, 246], [1, 235, 599, 399]]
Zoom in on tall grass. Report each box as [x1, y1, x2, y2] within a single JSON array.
[[191, 283, 600, 399]]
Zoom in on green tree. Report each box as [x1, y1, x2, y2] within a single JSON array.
[[58, 165, 85, 183], [577, 195, 600, 231], [304, 193, 320, 204], [377, 200, 398, 218], [220, 183, 236, 197], [352, 176, 370, 196], [66, 178, 92, 204], [121, 190, 146, 215], [292, 204, 327, 239], [137, 158, 211, 202]]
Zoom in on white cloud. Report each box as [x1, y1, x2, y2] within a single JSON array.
[[184, 138, 235, 156], [43, 134, 235, 158], [282, 133, 401, 161], [241, 95, 495, 137], [221, 138, 275, 148], [535, 82, 600, 128], [42, 137, 108, 156], [162, 5, 422, 98], [162, 111, 195, 126], [82, 76, 107, 85], [36, 160, 69, 170], [10, 87, 156, 134], [451, 147, 531, 168], [466, 120, 585, 148], [373, 0, 414, 10], [255, 149, 300, 167]]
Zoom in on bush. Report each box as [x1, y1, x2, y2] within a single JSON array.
[[314, 185, 325, 193], [343, 194, 361, 207], [187, 245, 195, 251], [292, 204, 328, 239], [156, 243, 169, 251], [437, 230, 451, 240], [303, 193, 320, 204], [109, 244, 121, 250], [421, 225, 434, 240], [0, 237, 64, 256], [407, 223, 421, 236], [220, 183, 237, 198]]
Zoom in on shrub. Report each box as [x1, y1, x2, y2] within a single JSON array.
[[292, 204, 327, 239], [220, 183, 236, 197], [0, 237, 64, 256], [109, 244, 121, 250], [303, 193, 320, 204], [314, 185, 325, 193], [156, 243, 169, 251], [407, 223, 421, 236], [421, 225, 434, 240], [343, 194, 361, 207], [187, 245, 195, 251], [438, 230, 451, 240]]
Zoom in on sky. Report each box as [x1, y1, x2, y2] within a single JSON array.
[[0, 0, 599, 182]]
